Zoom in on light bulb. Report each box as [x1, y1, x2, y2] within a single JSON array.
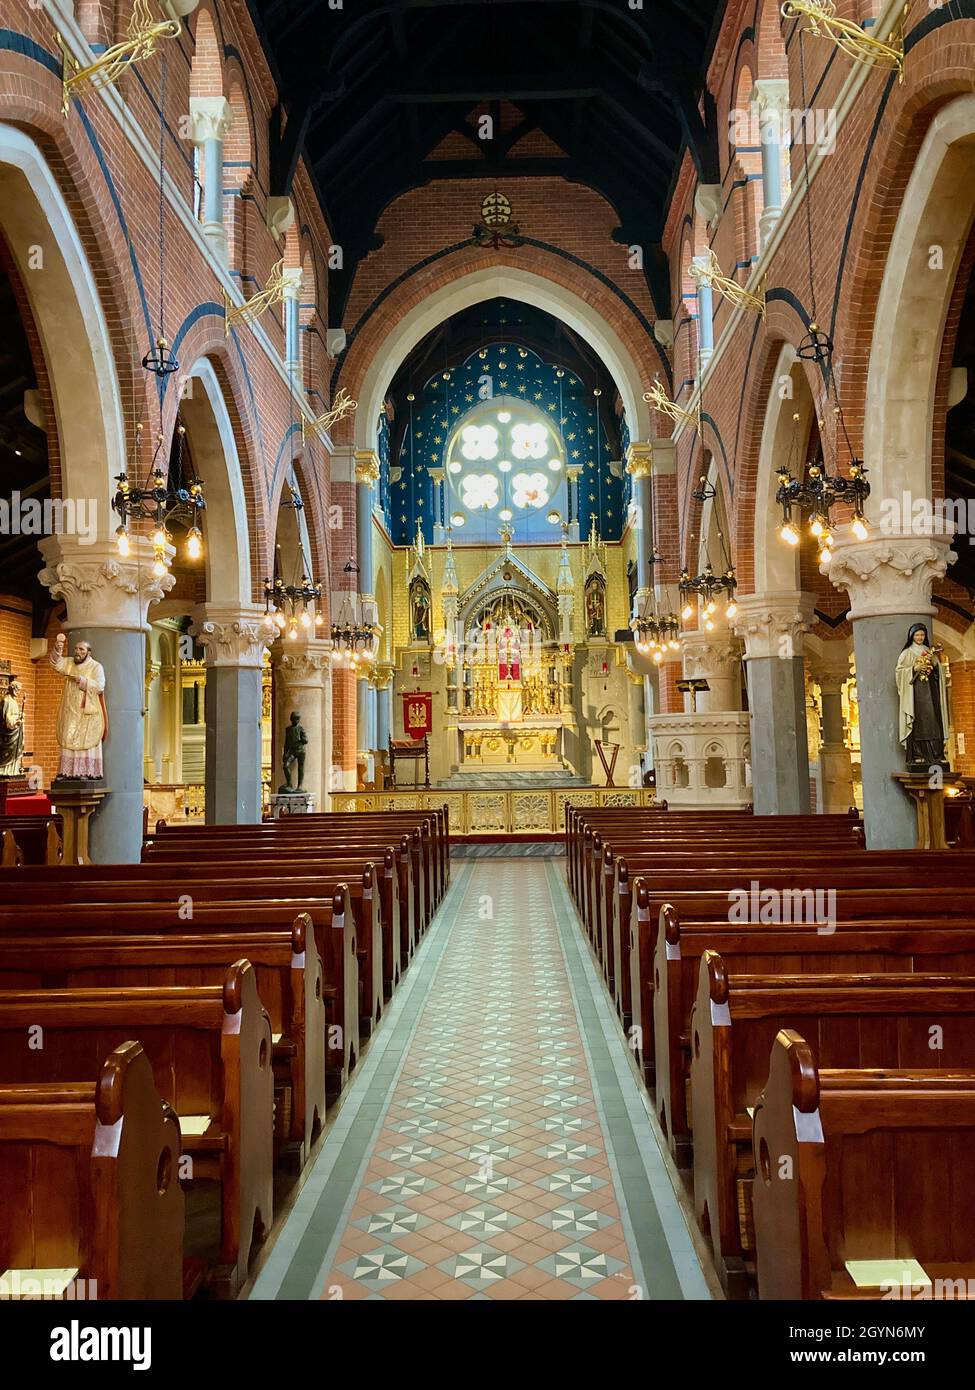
[[669, 639, 680, 651], [315, 613, 323, 627], [300, 610, 311, 628], [780, 521, 800, 546], [705, 618, 715, 632], [654, 650, 663, 664], [819, 545, 833, 565], [152, 557, 166, 578], [809, 515, 824, 538], [852, 513, 869, 541], [115, 527, 130, 558], [704, 600, 716, 616], [726, 600, 737, 619], [186, 528, 202, 560], [152, 527, 167, 549], [682, 603, 693, 621], [287, 623, 298, 641]]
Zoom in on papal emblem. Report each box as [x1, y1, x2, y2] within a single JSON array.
[[472, 191, 525, 249]]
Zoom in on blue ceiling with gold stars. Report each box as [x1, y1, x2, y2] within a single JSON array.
[[378, 342, 627, 546]]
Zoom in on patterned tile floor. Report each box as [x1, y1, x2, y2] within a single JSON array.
[[249, 859, 712, 1301]]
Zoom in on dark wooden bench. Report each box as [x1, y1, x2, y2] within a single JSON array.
[[752, 1029, 975, 1300], [690, 953, 975, 1294], [0, 1040, 185, 1300], [0, 917, 327, 1167], [0, 959, 273, 1298]]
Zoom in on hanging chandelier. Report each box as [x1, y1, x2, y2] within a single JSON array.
[[330, 559, 379, 666], [679, 565, 738, 630], [772, 22, 871, 565], [113, 421, 205, 574], [263, 571, 324, 641], [114, 56, 204, 577], [775, 416, 870, 562], [632, 611, 681, 661]]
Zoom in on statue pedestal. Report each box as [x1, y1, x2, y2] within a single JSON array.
[[892, 770, 962, 849], [270, 791, 316, 817], [0, 777, 32, 813], [49, 781, 110, 864]]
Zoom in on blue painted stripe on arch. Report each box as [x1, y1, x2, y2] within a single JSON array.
[[0, 28, 61, 74]]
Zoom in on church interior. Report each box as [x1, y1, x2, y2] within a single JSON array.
[[2, 0, 975, 1339]]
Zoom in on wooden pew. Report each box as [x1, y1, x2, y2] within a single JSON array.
[[0, 815, 62, 867], [627, 879, 975, 1095], [652, 901, 975, 1169], [0, 1040, 185, 1300], [0, 866, 368, 1076], [690, 953, 975, 1295], [0, 882, 360, 1104], [0, 917, 327, 1167], [0, 960, 274, 1298], [752, 1029, 975, 1300]]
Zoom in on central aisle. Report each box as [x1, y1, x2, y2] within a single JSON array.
[[250, 858, 712, 1301]]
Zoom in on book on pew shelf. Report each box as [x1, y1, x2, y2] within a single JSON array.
[[178, 1115, 213, 1137], [1, 1268, 79, 1298], [845, 1259, 931, 1289]]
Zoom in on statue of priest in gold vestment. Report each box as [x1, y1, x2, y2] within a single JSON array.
[[50, 633, 107, 780]]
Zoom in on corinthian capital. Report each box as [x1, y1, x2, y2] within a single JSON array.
[[278, 639, 333, 686], [38, 536, 175, 632], [355, 450, 381, 486], [732, 590, 816, 660], [822, 526, 956, 621], [191, 604, 269, 668], [188, 96, 234, 145]]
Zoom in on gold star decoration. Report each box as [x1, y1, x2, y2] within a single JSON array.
[[433, 435, 443, 444], [534, 393, 542, 401], [517, 384, 527, 394]]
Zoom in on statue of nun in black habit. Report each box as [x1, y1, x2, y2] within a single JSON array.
[[895, 622, 950, 769]]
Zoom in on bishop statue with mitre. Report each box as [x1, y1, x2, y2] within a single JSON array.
[[49, 633, 107, 780]]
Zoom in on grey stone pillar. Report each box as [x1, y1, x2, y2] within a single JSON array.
[[39, 536, 175, 864], [374, 664, 394, 752], [192, 605, 268, 824], [824, 527, 955, 848], [733, 592, 815, 815]]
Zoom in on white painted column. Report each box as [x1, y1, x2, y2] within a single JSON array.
[[691, 256, 715, 365], [282, 267, 303, 377], [276, 638, 332, 811], [38, 536, 175, 863], [824, 527, 955, 848], [751, 78, 790, 249], [189, 96, 234, 265]]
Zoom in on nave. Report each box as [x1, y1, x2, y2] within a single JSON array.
[[248, 857, 710, 1302]]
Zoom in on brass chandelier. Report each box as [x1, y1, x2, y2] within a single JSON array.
[[330, 559, 378, 667], [679, 564, 738, 630]]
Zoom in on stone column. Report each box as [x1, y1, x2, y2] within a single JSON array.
[[824, 527, 955, 848], [191, 604, 269, 824], [691, 256, 715, 366], [566, 466, 582, 542], [751, 78, 790, 249], [626, 442, 654, 617], [810, 642, 855, 814], [38, 536, 174, 864], [282, 267, 303, 377], [276, 638, 332, 811], [354, 450, 380, 764], [189, 96, 234, 265], [373, 662, 395, 754], [733, 591, 816, 815]]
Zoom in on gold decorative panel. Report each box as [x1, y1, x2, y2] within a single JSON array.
[[511, 791, 553, 831], [600, 791, 640, 808], [468, 794, 507, 832]]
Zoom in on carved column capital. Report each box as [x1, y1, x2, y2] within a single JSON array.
[[354, 450, 381, 486], [822, 526, 956, 621], [625, 442, 653, 480], [188, 96, 234, 145], [732, 590, 817, 660], [38, 536, 175, 632], [278, 639, 333, 688], [680, 628, 742, 680], [191, 604, 270, 669]]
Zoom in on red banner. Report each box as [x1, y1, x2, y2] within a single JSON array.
[[403, 692, 432, 739]]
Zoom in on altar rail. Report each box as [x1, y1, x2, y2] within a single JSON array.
[[329, 787, 658, 835]]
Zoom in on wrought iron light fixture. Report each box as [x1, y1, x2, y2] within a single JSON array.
[[632, 611, 681, 661], [679, 564, 738, 630], [263, 572, 324, 641], [775, 419, 870, 562], [113, 422, 205, 573], [329, 559, 378, 666]]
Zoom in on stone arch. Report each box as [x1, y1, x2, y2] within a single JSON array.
[[179, 357, 253, 607], [863, 93, 975, 504], [339, 260, 654, 453], [0, 124, 123, 532], [190, 7, 224, 101]]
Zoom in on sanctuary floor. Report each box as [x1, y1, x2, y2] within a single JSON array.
[[248, 857, 713, 1301]]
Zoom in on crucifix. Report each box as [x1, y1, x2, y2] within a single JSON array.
[[676, 677, 710, 713]]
